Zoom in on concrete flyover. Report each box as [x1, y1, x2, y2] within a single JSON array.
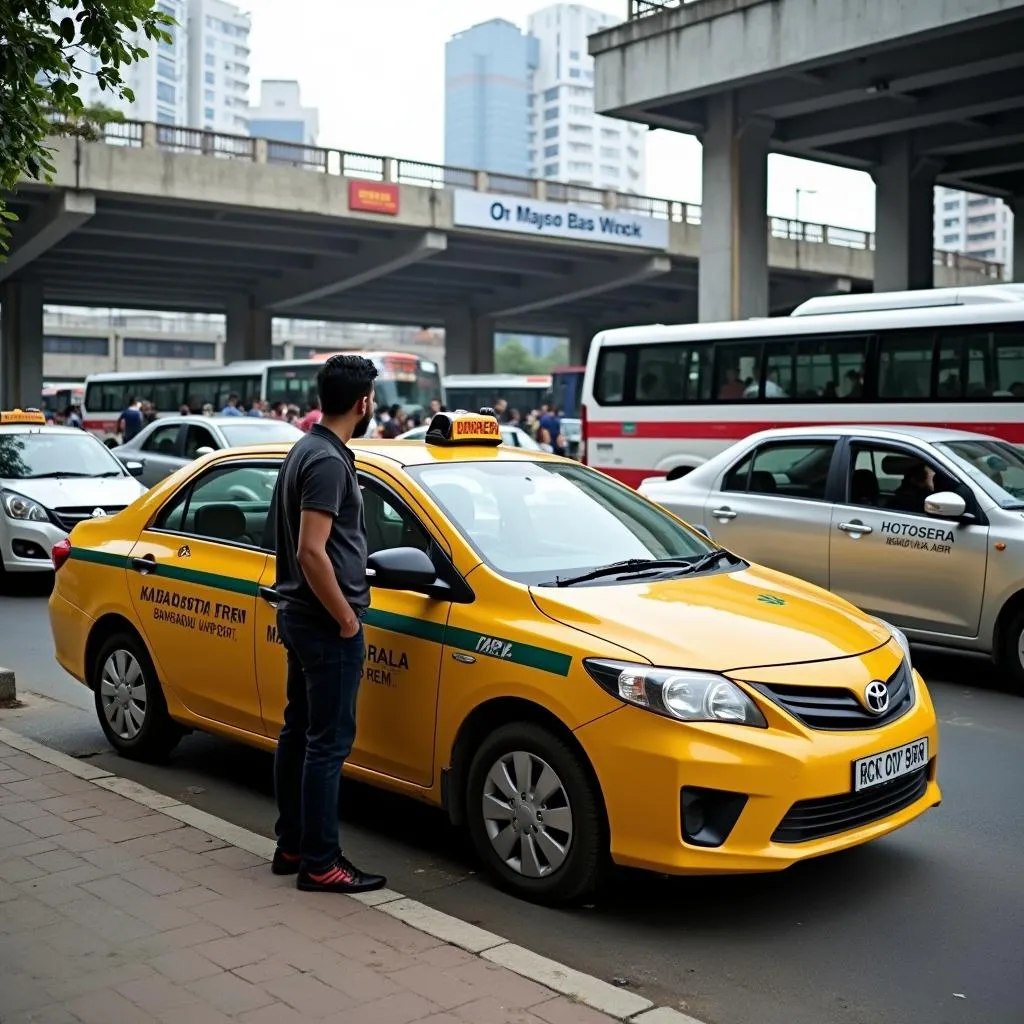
[[0, 118, 1001, 406], [592, 0, 1024, 320]]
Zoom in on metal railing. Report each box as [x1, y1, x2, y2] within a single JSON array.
[[86, 120, 1004, 280], [629, 0, 687, 18]]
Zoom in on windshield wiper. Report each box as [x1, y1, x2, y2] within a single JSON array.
[[23, 471, 93, 479], [673, 548, 735, 576], [548, 557, 707, 588]]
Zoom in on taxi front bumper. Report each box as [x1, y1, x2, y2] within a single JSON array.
[[575, 668, 940, 875], [0, 516, 66, 572]]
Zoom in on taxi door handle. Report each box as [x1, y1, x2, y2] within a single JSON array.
[[259, 586, 280, 607], [131, 556, 157, 574], [838, 521, 873, 535], [711, 507, 737, 520]]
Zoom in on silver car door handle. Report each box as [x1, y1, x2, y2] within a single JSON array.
[[838, 521, 873, 534], [711, 507, 737, 520]]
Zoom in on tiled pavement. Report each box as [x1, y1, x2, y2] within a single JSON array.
[[0, 738, 635, 1024]]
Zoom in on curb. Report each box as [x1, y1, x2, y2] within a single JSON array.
[[0, 723, 708, 1024], [0, 666, 15, 702]]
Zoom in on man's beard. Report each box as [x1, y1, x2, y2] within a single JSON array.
[[355, 411, 373, 437]]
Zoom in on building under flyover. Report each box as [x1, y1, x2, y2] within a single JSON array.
[[590, 0, 1024, 321]]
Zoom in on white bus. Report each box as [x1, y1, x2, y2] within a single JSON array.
[[581, 284, 1024, 488], [83, 351, 443, 445], [442, 373, 553, 414]]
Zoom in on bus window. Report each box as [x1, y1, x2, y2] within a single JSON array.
[[878, 332, 934, 399], [793, 336, 868, 400], [993, 330, 1024, 396], [150, 380, 186, 412], [714, 342, 761, 400], [594, 349, 627, 404]]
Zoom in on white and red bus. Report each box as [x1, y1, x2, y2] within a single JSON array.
[[83, 352, 442, 445], [581, 284, 1024, 488]]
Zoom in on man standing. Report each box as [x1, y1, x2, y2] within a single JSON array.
[[270, 354, 386, 894], [220, 393, 243, 416], [117, 397, 144, 442]]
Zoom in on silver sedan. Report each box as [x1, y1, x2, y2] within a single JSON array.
[[398, 423, 546, 450], [111, 415, 303, 487], [640, 423, 1024, 688]]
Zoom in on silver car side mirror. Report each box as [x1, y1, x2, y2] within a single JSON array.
[[924, 491, 967, 519], [194, 446, 215, 458]]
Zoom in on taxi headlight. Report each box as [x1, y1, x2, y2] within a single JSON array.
[[1, 489, 49, 523], [874, 617, 912, 667], [584, 659, 767, 727]]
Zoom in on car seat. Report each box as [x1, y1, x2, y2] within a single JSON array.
[[194, 503, 251, 545], [850, 468, 880, 506], [749, 470, 778, 494]]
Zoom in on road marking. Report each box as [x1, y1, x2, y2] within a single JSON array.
[[0, 723, 710, 1024]]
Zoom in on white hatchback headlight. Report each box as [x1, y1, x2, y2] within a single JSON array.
[[1, 489, 49, 522]]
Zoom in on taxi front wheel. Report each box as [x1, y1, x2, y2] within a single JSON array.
[[92, 632, 182, 762], [466, 722, 609, 905]]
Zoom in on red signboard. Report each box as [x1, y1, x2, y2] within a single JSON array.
[[348, 180, 400, 215]]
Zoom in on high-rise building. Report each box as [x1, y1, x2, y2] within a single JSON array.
[[74, 0, 190, 125], [444, 19, 539, 176], [248, 80, 319, 145], [934, 188, 1015, 278], [187, 0, 252, 135], [527, 4, 646, 193]]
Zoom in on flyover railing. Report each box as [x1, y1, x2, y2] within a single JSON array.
[[90, 120, 1004, 280], [630, 1, 687, 18]]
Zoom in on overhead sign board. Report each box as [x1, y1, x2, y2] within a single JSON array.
[[452, 190, 669, 250], [349, 180, 400, 215]]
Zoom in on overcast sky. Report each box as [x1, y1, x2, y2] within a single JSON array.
[[242, 0, 878, 231]]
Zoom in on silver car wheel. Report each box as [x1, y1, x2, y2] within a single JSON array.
[[99, 650, 148, 740], [481, 750, 574, 878]]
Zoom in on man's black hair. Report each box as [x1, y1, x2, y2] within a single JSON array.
[[316, 354, 378, 416]]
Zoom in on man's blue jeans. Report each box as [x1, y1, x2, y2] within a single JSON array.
[[273, 609, 364, 874]]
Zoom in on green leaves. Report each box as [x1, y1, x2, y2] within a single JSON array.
[[0, 1, 176, 257]]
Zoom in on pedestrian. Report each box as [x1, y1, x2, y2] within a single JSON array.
[[117, 396, 144, 442], [270, 354, 386, 894], [220, 393, 243, 416], [64, 404, 83, 429], [297, 396, 322, 432]]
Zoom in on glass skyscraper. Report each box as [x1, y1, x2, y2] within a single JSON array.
[[444, 19, 539, 176]]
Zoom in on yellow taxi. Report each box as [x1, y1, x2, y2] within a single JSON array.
[[49, 410, 941, 903]]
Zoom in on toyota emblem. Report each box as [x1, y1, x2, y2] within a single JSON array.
[[864, 680, 889, 715]]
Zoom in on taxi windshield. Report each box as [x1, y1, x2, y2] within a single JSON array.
[[936, 439, 1024, 508], [410, 460, 714, 584], [0, 431, 125, 480]]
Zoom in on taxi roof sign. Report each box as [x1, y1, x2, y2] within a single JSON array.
[[0, 408, 46, 425], [425, 409, 503, 447]]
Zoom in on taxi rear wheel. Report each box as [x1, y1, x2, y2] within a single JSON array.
[[466, 722, 608, 905], [92, 632, 182, 762]]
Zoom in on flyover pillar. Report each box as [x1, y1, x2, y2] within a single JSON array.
[[871, 138, 938, 292], [225, 296, 273, 363], [1010, 198, 1023, 283], [444, 310, 495, 376], [0, 281, 44, 410], [698, 94, 772, 322], [567, 321, 595, 367]]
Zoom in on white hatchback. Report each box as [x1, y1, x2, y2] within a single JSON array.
[[1, 421, 145, 576]]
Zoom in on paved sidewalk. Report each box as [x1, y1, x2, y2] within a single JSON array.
[[0, 736, 633, 1024]]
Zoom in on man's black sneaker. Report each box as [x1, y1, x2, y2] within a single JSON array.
[[271, 848, 301, 875], [296, 855, 386, 894]]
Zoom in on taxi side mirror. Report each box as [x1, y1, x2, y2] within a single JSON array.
[[123, 460, 144, 478], [367, 547, 437, 592], [924, 491, 967, 519]]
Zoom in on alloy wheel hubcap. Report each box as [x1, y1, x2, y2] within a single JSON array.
[[481, 750, 573, 878], [99, 650, 147, 740]]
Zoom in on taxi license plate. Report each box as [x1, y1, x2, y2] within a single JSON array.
[[852, 737, 929, 793]]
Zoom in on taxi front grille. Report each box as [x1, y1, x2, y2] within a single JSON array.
[[49, 505, 127, 531], [771, 764, 929, 844], [750, 660, 913, 731]]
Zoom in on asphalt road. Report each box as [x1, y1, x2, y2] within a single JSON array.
[[2, 575, 1022, 1024]]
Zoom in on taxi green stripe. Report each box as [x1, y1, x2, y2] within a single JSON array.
[[68, 548, 572, 677]]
